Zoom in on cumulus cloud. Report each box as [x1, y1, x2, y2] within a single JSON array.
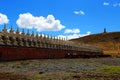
[[58, 34, 80, 40], [16, 13, 65, 32], [74, 10, 85, 15], [0, 13, 9, 24], [113, 3, 120, 7], [64, 29, 80, 34], [103, 2, 120, 7], [58, 30, 91, 40], [103, 2, 109, 6], [79, 31, 91, 37]]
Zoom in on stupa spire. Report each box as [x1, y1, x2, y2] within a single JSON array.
[[21, 28, 25, 35], [104, 28, 107, 33], [10, 26, 14, 33], [36, 32, 39, 39], [31, 31, 34, 38], [2, 24, 7, 33], [16, 27, 19, 34], [27, 29, 30, 36]]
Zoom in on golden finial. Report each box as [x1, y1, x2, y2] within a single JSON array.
[[2, 24, 7, 33], [16, 27, 19, 34], [9, 26, 14, 33], [36, 32, 39, 39], [21, 28, 25, 35], [31, 31, 34, 38]]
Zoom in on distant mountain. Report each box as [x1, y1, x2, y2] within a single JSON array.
[[70, 32, 120, 56]]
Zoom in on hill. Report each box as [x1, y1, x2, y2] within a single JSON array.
[[70, 32, 120, 56]]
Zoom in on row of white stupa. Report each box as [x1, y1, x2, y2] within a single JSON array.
[[0, 25, 102, 52]]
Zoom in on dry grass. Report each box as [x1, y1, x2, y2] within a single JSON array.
[[71, 32, 120, 56], [0, 58, 120, 80]]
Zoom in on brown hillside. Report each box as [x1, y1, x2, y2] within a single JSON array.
[[71, 32, 120, 56]]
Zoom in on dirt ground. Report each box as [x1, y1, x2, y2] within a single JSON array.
[[0, 58, 120, 80]]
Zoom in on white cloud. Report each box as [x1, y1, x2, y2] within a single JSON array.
[[58, 31, 91, 40], [64, 29, 80, 34], [0, 13, 9, 24], [87, 31, 91, 35], [113, 3, 120, 7], [74, 10, 85, 15], [58, 34, 80, 40], [103, 2, 120, 7], [79, 31, 91, 37], [16, 13, 65, 32], [103, 2, 109, 6]]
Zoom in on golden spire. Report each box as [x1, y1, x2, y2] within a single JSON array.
[[36, 32, 39, 39], [16, 27, 19, 34], [31, 31, 34, 38], [2, 24, 8, 33], [9, 26, 14, 33], [21, 28, 25, 35]]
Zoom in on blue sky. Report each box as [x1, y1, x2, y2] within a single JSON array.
[[0, 0, 120, 39]]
